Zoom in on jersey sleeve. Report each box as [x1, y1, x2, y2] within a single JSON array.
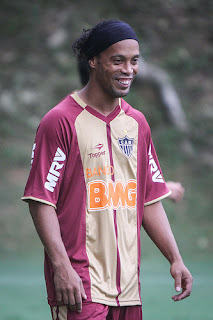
[[22, 110, 71, 208], [144, 133, 171, 206]]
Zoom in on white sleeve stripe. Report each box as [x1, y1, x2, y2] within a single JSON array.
[[144, 191, 172, 206], [21, 196, 57, 209]]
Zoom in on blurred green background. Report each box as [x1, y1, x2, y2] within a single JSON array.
[[0, 0, 212, 319]]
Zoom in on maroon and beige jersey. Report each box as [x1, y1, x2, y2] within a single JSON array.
[[22, 92, 171, 307]]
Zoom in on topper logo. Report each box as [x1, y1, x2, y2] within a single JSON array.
[[148, 144, 164, 183], [88, 151, 105, 158], [45, 147, 66, 192], [93, 143, 103, 150], [87, 179, 137, 211], [88, 143, 105, 158]]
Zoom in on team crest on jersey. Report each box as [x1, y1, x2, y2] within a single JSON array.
[[118, 135, 134, 158]]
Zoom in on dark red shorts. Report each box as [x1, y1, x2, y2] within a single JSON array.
[[51, 302, 142, 320]]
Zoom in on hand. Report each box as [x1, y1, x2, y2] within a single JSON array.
[[166, 181, 185, 203], [53, 264, 87, 313], [170, 261, 193, 302]]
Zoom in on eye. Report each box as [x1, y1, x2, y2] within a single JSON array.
[[113, 58, 122, 64], [131, 57, 139, 65]]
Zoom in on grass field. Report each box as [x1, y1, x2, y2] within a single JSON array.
[[0, 256, 212, 320]]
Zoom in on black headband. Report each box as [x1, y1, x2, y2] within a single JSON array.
[[85, 20, 138, 60]]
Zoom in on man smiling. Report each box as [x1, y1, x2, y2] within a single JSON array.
[[22, 20, 193, 320], [89, 39, 139, 98]]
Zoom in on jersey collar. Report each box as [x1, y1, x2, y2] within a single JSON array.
[[71, 92, 122, 124]]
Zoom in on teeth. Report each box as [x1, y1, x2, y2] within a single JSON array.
[[118, 79, 131, 85]]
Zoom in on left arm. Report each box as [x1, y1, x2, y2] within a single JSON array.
[[166, 181, 185, 203], [142, 201, 193, 301]]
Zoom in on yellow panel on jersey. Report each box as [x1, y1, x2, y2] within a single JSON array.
[[74, 93, 141, 306]]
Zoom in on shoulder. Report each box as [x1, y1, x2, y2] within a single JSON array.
[[40, 94, 83, 130], [120, 98, 151, 134]]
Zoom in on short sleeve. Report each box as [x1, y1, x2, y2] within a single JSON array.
[[22, 110, 71, 208], [144, 137, 171, 206]]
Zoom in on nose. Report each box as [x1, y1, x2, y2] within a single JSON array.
[[121, 61, 133, 75]]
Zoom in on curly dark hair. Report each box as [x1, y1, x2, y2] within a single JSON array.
[[72, 28, 92, 60], [72, 20, 116, 60], [77, 57, 90, 85]]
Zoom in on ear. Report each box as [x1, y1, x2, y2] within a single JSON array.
[[88, 57, 97, 69]]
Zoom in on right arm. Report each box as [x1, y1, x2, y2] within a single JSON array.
[[29, 200, 87, 313]]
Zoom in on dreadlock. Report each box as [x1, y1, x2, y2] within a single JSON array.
[[72, 28, 92, 60], [72, 20, 115, 60]]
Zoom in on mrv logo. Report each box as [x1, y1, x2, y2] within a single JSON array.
[[148, 144, 164, 183], [45, 147, 66, 192]]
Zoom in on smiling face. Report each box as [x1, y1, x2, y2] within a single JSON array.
[[89, 39, 140, 99]]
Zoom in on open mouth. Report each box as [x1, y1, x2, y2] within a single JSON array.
[[116, 78, 132, 88]]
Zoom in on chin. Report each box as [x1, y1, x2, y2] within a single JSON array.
[[112, 88, 130, 98]]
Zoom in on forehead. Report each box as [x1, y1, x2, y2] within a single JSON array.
[[101, 39, 140, 58]]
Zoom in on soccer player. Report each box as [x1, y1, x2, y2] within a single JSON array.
[[77, 56, 185, 204], [22, 20, 193, 320]]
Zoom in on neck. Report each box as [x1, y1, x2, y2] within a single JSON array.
[[77, 83, 119, 117]]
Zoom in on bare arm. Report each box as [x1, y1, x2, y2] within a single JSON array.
[[29, 200, 87, 312], [166, 181, 185, 203], [142, 201, 193, 301]]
